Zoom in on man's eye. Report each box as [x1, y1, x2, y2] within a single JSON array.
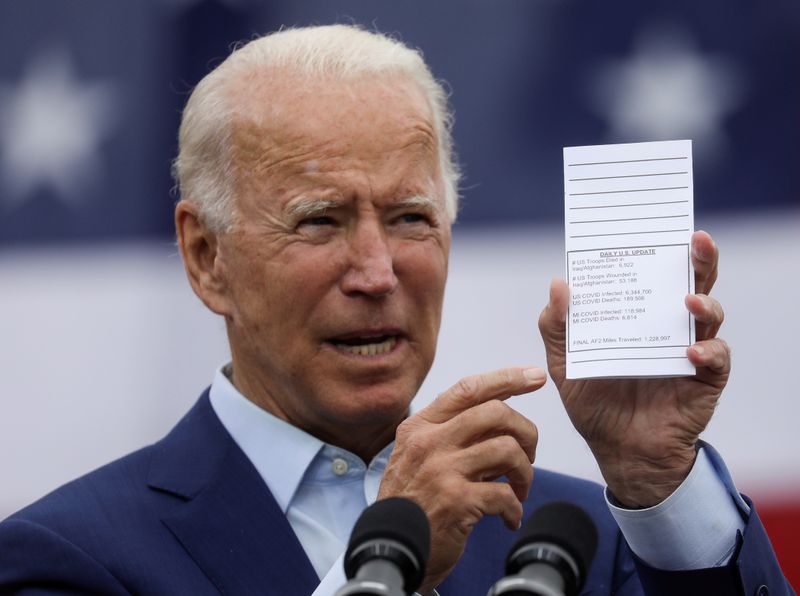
[[397, 213, 428, 224], [300, 216, 335, 227]]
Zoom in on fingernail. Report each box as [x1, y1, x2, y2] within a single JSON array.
[[693, 345, 705, 356], [692, 242, 714, 261], [524, 368, 546, 383]]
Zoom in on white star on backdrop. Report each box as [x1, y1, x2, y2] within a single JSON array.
[[0, 49, 118, 208], [588, 26, 746, 162]]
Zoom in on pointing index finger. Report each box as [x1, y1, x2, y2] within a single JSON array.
[[422, 366, 547, 424]]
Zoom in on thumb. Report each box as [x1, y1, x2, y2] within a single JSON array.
[[538, 278, 569, 385]]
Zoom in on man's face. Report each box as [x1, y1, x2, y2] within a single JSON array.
[[214, 73, 451, 453]]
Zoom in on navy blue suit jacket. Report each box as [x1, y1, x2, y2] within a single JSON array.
[[0, 392, 792, 595]]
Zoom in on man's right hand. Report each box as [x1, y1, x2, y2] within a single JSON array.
[[377, 366, 546, 594]]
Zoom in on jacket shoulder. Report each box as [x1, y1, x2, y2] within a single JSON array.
[[3, 391, 221, 532], [3, 442, 161, 533]]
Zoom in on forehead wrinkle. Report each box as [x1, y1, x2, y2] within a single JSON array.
[[230, 69, 437, 157], [377, 122, 436, 162], [231, 119, 333, 183], [404, 122, 436, 151], [228, 83, 442, 211], [379, 136, 442, 209], [390, 128, 439, 183]]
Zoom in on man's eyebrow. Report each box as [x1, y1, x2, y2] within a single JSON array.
[[285, 197, 341, 218], [393, 195, 439, 212]]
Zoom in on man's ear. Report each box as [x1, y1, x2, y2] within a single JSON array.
[[175, 200, 232, 317]]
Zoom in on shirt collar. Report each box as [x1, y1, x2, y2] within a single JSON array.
[[208, 365, 324, 514]]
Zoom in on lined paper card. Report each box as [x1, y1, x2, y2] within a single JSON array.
[[563, 140, 696, 379]]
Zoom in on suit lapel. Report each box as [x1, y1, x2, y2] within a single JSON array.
[[148, 393, 319, 595]]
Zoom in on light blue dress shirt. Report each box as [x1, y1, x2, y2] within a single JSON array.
[[208, 365, 746, 594], [209, 366, 391, 581]]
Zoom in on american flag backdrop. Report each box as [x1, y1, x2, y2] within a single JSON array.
[[1, 0, 798, 585]]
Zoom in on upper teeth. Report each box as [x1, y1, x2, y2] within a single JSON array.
[[337, 337, 397, 356]]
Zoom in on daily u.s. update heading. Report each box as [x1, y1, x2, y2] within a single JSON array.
[[563, 140, 696, 379]]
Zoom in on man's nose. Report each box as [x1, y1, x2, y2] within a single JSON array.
[[339, 221, 398, 298]]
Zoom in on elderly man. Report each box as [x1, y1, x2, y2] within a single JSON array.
[[0, 25, 791, 596]]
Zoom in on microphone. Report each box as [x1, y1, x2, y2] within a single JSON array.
[[487, 501, 598, 596], [336, 497, 431, 596]]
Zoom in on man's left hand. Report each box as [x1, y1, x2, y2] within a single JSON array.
[[538, 230, 731, 508]]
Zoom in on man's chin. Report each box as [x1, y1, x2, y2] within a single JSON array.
[[320, 381, 415, 427], [307, 393, 410, 460]]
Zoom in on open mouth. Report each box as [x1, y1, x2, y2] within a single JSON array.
[[328, 334, 400, 357]]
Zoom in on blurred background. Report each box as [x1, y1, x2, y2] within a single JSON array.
[[1, 0, 798, 585]]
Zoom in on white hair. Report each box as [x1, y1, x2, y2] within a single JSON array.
[[172, 24, 461, 232]]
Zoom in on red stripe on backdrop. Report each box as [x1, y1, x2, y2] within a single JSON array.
[[758, 499, 800, 590]]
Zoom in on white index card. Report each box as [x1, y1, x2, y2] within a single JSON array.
[[563, 140, 696, 379]]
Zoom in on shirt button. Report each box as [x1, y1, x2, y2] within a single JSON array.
[[756, 586, 769, 596], [332, 458, 349, 476]]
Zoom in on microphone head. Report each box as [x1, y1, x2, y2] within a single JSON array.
[[344, 497, 430, 592], [508, 501, 598, 588]]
